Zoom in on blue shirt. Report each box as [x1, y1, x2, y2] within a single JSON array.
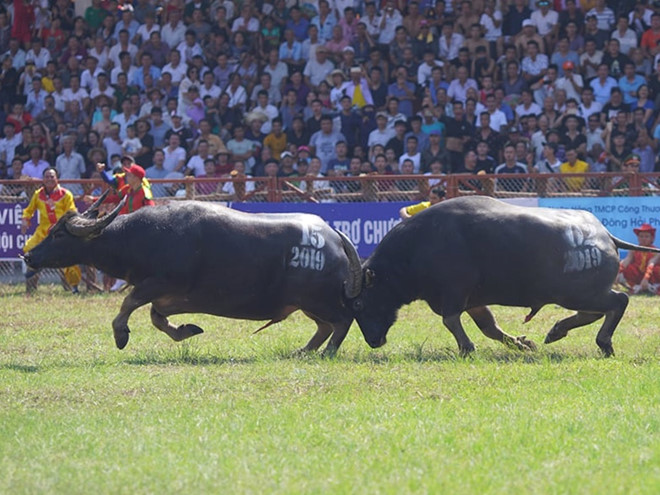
[[590, 77, 618, 105], [311, 13, 337, 43], [279, 41, 302, 62], [285, 18, 310, 42], [132, 66, 162, 92], [618, 75, 646, 105]]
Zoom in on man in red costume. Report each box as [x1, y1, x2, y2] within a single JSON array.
[[95, 157, 155, 214], [92, 158, 155, 290], [618, 224, 660, 294]]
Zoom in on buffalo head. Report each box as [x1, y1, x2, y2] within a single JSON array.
[[350, 266, 399, 348], [23, 194, 125, 270]]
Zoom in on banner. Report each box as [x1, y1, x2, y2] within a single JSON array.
[[0, 203, 34, 260], [232, 202, 408, 257], [538, 196, 660, 246]]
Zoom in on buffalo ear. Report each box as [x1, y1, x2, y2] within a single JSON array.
[[365, 268, 376, 288]]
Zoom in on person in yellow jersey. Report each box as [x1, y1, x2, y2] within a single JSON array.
[[399, 187, 446, 218], [341, 66, 374, 108], [21, 167, 81, 294], [559, 146, 589, 191]]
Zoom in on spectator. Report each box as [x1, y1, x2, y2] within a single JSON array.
[[495, 143, 528, 192]]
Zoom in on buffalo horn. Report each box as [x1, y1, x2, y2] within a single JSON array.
[[336, 229, 362, 298], [66, 196, 127, 238], [81, 189, 112, 219]]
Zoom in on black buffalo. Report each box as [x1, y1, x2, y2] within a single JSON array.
[[24, 194, 362, 354], [351, 196, 660, 356]]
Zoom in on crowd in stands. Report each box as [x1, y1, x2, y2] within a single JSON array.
[[1, 0, 660, 199]]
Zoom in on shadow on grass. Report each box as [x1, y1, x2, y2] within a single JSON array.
[[123, 348, 259, 366], [0, 363, 40, 373]]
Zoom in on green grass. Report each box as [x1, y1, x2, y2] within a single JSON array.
[[1, 286, 659, 494]]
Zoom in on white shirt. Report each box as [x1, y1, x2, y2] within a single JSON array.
[[200, 83, 222, 101], [161, 62, 187, 85], [530, 9, 559, 36], [161, 21, 186, 49], [0, 134, 21, 164], [303, 58, 335, 87], [186, 154, 209, 177], [555, 74, 584, 102], [486, 109, 508, 132], [515, 102, 542, 119], [81, 67, 105, 92], [399, 152, 422, 174], [110, 65, 138, 86], [62, 87, 89, 107], [439, 33, 464, 61], [88, 46, 110, 70], [108, 43, 138, 68], [579, 101, 602, 121], [417, 60, 444, 86], [25, 47, 51, 69], [163, 146, 187, 173], [378, 9, 403, 44], [112, 113, 137, 140], [368, 127, 396, 148], [252, 104, 279, 134]]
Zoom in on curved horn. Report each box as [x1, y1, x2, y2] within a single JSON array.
[[81, 189, 112, 219], [66, 196, 126, 238], [336, 229, 363, 299]]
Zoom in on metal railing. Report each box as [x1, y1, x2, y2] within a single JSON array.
[[2, 172, 659, 286]]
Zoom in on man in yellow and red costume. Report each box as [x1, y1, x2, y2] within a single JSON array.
[[21, 167, 81, 294]]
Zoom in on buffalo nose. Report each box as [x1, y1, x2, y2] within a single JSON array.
[[368, 336, 387, 348]]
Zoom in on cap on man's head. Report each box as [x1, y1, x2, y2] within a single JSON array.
[[562, 61, 575, 70], [634, 223, 656, 235], [624, 153, 641, 166], [429, 129, 442, 136], [376, 111, 388, 119], [350, 66, 362, 74], [633, 223, 655, 235], [298, 145, 310, 153], [537, 0, 550, 5], [123, 163, 145, 180], [522, 19, 534, 27], [281, 151, 294, 159]]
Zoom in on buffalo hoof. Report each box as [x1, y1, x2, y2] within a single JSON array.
[[515, 335, 537, 351], [597, 340, 615, 358], [114, 327, 130, 350], [175, 324, 204, 341], [544, 327, 567, 345], [458, 342, 475, 357]]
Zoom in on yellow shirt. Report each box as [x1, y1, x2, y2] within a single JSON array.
[[405, 201, 431, 216], [560, 160, 589, 191], [352, 83, 367, 108], [263, 132, 288, 160]]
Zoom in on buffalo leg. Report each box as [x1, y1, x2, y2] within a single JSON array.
[[468, 306, 536, 351], [112, 280, 169, 349], [442, 314, 476, 356], [150, 307, 204, 342], [299, 311, 333, 353], [595, 292, 628, 357], [324, 319, 354, 356], [545, 312, 604, 344]]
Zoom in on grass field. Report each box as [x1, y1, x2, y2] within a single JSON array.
[[1, 286, 659, 494]]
